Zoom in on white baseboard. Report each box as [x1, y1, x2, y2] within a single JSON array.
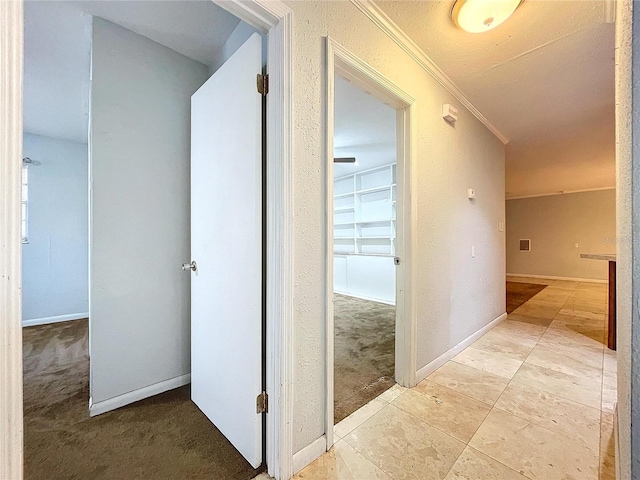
[[293, 435, 327, 474], [415, 312, 508, 383], [334, 290, 395, 306], [22, 312, 88, 327], [506, 273, 607, 284], [89, 373, 190, 417]]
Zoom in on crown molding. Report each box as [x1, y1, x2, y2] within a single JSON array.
[[350, 0, 510, 145]]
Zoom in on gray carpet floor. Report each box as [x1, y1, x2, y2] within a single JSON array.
[[23, 319, 258, 480], [334, 294, 396, 424]]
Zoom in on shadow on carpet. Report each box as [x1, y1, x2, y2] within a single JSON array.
[[23, 319, 258, 480], [506, 281, 548, 313], [334, 294, 395, 424]]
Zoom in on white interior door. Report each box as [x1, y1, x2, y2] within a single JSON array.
[[190, 33, 263, 468]]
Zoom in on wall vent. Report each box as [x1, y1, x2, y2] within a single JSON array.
[[519, 239, 531, 252]]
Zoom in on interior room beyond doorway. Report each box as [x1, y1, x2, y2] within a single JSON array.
[[333, 75, 398, 424], [22, 1, 266, 478]]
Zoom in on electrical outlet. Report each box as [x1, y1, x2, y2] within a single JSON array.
[[575, 243, 579, 248]]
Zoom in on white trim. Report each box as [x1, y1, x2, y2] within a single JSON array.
[[334, 290, 395, 306], [292, 435, 327, 475], [22, 313, 88, 327], [0, 0, 24, 478], [506, 273, 608, 284], [325, 37, 417, 452], [212, 2, 295, 478], [415, 313, 507, 383], [349, 0, 509, 145], [506, 186, 616, 200], [89, 374, 191, 417]]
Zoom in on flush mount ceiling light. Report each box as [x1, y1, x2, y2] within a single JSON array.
[[452, 0, 523, 33]]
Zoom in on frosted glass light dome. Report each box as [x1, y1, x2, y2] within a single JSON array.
[[452, 0, 523, 33]]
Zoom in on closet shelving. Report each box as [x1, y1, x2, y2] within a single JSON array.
[[333, 163, 396, 256]]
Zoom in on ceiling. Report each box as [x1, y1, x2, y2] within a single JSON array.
[[334, 76, 397, 178], [376, 0, 616, 198], [24, 0, 240, 143]]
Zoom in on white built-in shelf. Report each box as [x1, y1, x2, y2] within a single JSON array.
[[333, 163, 397, 255]]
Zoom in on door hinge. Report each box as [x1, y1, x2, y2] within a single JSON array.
[[257, 391, 268, 414], [257, 74, 269, 95], [394, 256, 401, 265]]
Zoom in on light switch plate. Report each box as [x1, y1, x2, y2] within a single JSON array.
[[498, 221, 504, 232]]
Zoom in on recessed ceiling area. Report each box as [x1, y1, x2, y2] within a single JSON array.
[[24, 0, 241, 143], [334, 76, 397, 178], [376, 0, 615, 198]]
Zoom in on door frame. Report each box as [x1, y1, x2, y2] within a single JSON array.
[[324, 37, 417, 448], [0, 1, 295, 479]]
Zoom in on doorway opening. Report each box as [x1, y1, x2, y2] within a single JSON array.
[[21, 2, 268, 478], [325, 38, 417, 446], [332, 75, 398, 424]]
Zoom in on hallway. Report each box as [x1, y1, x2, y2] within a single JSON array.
[[295, 277, 616, 480]]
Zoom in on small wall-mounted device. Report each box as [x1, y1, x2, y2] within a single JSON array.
[[467, 188, 475, 200], [443, 104, 458, 124], [519, 239, 531, 252]]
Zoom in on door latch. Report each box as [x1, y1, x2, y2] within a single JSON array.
[[394, 257, 400, 265], [181, 261, 197, 272]]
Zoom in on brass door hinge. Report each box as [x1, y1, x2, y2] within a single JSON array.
[[257, 391, 268, 414], [257, 74, 269, 95]]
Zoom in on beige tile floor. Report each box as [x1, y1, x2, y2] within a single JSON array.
[[294, 276, 617, 480]]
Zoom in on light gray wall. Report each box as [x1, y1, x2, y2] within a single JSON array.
[[90, 18, 209, 406], [506, 190, 616, 281], [22, 133, 88, 323], [286, 1, 506, 453]]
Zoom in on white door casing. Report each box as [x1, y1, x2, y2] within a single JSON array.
[[190, 33, 263, 468], [324, 37, 417, 450]]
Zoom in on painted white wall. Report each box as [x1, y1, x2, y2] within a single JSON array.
[[210, 20, 265, 74], [89, 18, 209, 407], [22, 133, 88, 324], [506, 190, 616, 281], [286, 2, 505, 453]]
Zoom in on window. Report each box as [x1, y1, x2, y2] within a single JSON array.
[[22, 164, 28, 243]]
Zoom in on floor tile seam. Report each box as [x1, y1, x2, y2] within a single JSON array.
[[505, 287, 604, 412], [456, 341, 532, 368], [340, 406, 463, 480], [467, 408, 600, 478], [332, 437, 395, 480], [490, 397, 601, 454], [386, 397, 473, 446], [506, 373, 603, 411], [523, 354, 606, 384], [448, 358, 516, 382], [335, 400, 392, 439], [408, 379, 497, 429], [466, 422, 539, 480], [511, 285, 582, 382], [454, 444, 532, 480], [424, 374, 507, 408]]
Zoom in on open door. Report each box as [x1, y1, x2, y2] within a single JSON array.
[[190, 33, 263, 468]]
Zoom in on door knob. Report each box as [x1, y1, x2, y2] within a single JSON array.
[[182, 261, 197, 272]]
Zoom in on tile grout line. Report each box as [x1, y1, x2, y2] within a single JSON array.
[[463, 281, 604, 479]]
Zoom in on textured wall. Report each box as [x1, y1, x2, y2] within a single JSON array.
[[22, 133, 88, 322], [287, 1, 506, 453], [506, 190, 616, 281], [615, 1, 633, 478]]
